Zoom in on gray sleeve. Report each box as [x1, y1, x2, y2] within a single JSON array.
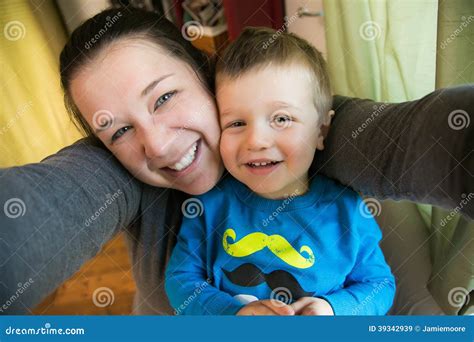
[[0, 138, 142, 314], [315, 85, 473, 219]]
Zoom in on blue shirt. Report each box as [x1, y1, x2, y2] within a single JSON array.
[[165, 174, 395, 315]]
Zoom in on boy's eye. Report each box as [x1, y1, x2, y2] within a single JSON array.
[[111, 126, 132, 142], [271, 113, 292, 129], [228, 121, 245, 128], [154, 91, 176, 111]]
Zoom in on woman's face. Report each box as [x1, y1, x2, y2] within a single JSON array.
[[71, 39, 224, 195]]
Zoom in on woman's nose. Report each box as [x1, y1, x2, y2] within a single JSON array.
[[140, 124, 174, 160], [246, 125, 273, 151]]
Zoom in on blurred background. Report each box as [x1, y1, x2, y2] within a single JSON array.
[[1, 0, 472, 315]]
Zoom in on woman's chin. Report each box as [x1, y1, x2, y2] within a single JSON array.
[[181, 170, 223, 195]]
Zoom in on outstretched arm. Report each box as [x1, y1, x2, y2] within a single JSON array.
[[0, 138, 142, 314], [316, 85, 473, 219]]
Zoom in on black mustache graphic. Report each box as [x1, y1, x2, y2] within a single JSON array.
[[223, 263, 314, 300]]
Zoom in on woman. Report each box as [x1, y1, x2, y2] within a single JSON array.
[[0, 8, 472, 314]]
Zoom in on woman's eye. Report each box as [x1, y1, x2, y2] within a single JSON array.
[[154, 91, 176, 111], [111, 126, 132, 142]]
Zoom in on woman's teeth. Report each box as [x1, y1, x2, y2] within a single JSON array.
[[169, 142, 198, 171]]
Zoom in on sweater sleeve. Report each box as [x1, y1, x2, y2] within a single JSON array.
[[0, 138, 142, 314], [317, 86, 473, 219], [165, 208, 244, 315], [319, 197, 396, 315]]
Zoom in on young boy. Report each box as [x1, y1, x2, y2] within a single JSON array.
[[165, 27, 395, 315]]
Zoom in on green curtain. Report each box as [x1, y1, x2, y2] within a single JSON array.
[[0, 0, 81, 167], [324, 0, 473, 315], [324, 0, 437, 102]]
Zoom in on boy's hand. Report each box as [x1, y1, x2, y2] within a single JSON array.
[[236, 299, 295, 316], [290, 297, 335, 316]]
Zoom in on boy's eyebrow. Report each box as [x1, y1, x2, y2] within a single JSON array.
[[141, 74, 174, 97], [271, 100, 294, 109]]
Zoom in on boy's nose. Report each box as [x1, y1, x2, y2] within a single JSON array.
[[246, 126, 273, 151]]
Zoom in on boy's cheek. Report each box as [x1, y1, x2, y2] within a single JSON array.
[[219, 139, 235, 166]]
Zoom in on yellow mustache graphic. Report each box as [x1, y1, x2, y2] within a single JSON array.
[[222, 228, 315, 269]]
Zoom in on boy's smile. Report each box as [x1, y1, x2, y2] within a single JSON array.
[[217, 63, 328, 199]]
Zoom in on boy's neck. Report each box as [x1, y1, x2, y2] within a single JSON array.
[[255, 173, 309, 200]]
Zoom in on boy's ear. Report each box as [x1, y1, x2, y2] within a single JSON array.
[[316, 110, 335, 151]]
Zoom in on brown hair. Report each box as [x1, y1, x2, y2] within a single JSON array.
[[216, 27, 332, 123], [60, 7, 213, 137]]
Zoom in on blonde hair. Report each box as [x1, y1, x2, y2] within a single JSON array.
[[216, 27, 332, 123]]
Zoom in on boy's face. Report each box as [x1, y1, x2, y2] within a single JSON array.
[[217, 64, 326, 199]]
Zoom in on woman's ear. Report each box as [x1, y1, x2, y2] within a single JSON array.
[[316, 110, 335, 150]]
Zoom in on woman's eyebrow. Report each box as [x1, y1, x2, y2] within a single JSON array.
[[141, 74, 174, 97]]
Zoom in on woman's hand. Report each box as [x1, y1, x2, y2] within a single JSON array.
[[290, 297, 335, 315], [236, 299, 295, 316]]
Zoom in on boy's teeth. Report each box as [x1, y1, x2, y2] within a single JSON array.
[[168, 142, 198, 171], [248, 161, 277, 167]]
